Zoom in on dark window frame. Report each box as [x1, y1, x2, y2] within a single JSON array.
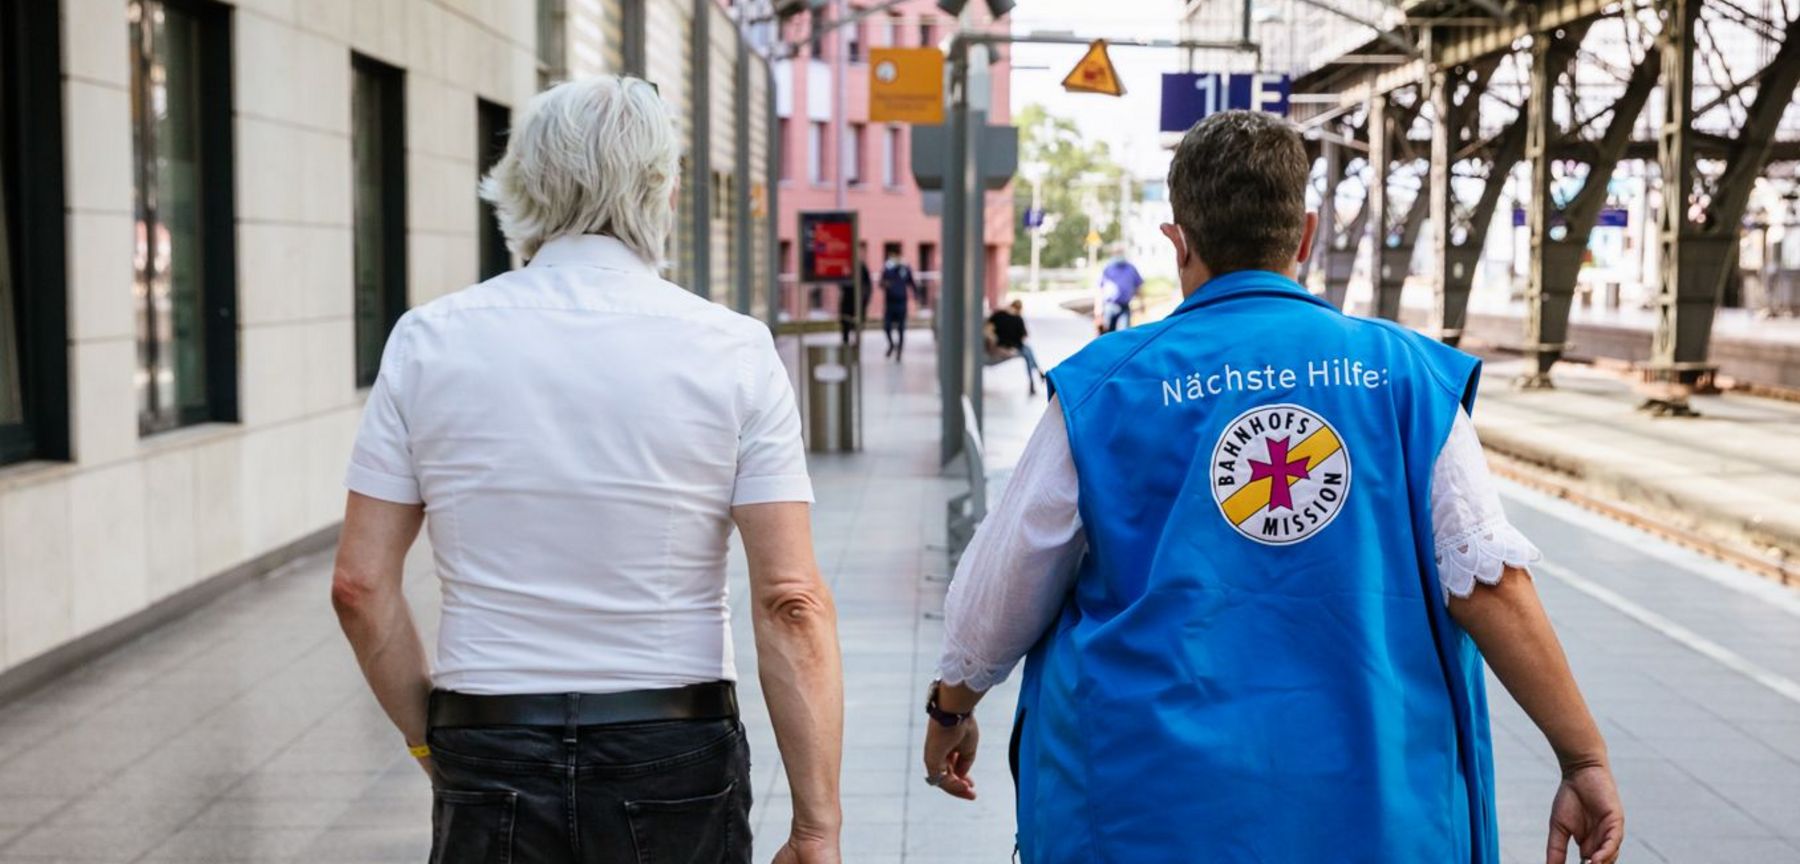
[[351, 52, 408, 389], [0, 0, 69, 465], [476, 97, 510, 281], [131, 0, 238, 437]]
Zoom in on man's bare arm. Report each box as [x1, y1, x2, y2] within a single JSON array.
[[733, 502, 843, 859], [1450, 566, 1624, 864], [330, 492, 431, 755]]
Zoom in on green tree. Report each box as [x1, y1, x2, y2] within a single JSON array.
[[1011, 103, 1130, 270]]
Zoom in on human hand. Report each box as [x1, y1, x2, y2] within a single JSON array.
[[1546, 765, 1624, 864], [921, 714, 980, 801], [770, 825, 840, 864]]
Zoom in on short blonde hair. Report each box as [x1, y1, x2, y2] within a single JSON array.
[[479, 76, 680, 265]]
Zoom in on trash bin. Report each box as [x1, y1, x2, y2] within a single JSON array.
[[805, 343, 861, 452]]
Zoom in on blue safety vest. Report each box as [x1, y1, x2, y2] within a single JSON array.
[[1019, 269, 1497, 863]]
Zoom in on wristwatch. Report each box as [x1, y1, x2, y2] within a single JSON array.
[[925, 680, 972, 728]]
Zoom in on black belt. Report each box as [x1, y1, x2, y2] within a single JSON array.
[[429, 682, 738, 729]]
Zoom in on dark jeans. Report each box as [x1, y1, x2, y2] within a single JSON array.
[[883, 304, 907, 355], [426, 716, 752, 864]]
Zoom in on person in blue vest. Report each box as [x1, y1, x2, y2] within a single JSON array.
[[921, 111, 1623, 864]]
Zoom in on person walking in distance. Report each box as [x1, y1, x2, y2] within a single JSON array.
[[839, 253, 872, 346], [921, 111, 1623, 864], [1095, 249, 1143, 333], [880, 252, 917, 361], [330, 76, 843, 864]]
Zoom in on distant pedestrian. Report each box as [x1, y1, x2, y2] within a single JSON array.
[[1096, 251, 1143, 333], [986, 298, 1044, 396], [839, 258, 871, 346], [881, 252, 917, 360], [331, 76, 843, 864], [923, 110, 1623, 864]]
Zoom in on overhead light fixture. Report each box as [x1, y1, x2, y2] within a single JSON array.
[[936, 0, 1015, 20]]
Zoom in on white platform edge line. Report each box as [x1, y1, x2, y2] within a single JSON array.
[[1534, 559, 1800, 707], [1497, 480, 1800, 621]]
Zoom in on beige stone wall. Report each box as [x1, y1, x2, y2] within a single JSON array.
[[0, 0, 540, 677]]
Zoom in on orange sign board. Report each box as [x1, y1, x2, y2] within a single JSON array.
[[869, 47, 945, 124], [1062, 40, 1125, 97]]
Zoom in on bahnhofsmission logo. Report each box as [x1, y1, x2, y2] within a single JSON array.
[[1211, 403, 1352, 546]]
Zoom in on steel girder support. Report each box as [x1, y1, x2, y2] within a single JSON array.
[[1333, 93, 1424, 315], [1521, 24, 1658, 387], [1365, 94, 1391, 316], [1646, 2, 1800, 414], [1517, 15, 1596, 388], [1427, 58, 1500, 344], [1374, 171, 1430, 321], [1322, 117, 1374, 310]]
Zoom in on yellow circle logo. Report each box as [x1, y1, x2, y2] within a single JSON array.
[[1211, 404, 1352, 546]]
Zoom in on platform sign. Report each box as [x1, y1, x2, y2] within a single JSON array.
[[869, 48, 945, 124], [1023, 207, 1045, 229], [799, 210, 858, 282], [1160, 73, 1292, 132], [1511, 208, 1630, 228], [1062, 40, 1125, 96]]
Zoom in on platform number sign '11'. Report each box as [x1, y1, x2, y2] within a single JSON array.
[[1159, 73, 1292, 133]]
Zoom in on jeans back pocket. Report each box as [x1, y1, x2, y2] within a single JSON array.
[[624, 780, 740, 864], [431, 788, 518, 864]]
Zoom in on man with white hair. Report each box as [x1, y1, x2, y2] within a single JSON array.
[[330, 76, 842, 864]]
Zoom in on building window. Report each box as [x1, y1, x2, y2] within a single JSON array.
[[882, 126, 900, 188], [920, 18, 935, 48], [845, 122, 865, 185], [778, 118, 792, 181], [0, 0, 69, 465], [809, 7, 824, 57], [808, 121, 826, 185], [779, 240, 793, 275], [536, 0, 564, 88], [845, 7, 864, 62], [352, 53, 407, 388], [477, 98, 510, 280], [130, 0, 237, 435]]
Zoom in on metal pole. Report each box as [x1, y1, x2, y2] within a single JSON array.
[[691, 0, 713, 299], [832, 0, 848, 212], [938, 39, 968, 467], [965, 40, 989, 435]]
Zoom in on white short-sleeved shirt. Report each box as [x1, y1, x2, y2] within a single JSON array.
[[346, 234, 812, 696]]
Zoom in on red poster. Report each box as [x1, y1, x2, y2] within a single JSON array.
[[800, 211, 857, 282]]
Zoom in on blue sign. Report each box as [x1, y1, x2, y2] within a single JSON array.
[[1510, 207, 1630, 228], [1023, 207, 1045, 229], [1160, 73, 1292, 133]]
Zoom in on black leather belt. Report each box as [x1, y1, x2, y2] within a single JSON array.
[[429, 682, 738, 729]]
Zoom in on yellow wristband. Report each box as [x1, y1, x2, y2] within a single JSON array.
[[408, 744, 432, 759]]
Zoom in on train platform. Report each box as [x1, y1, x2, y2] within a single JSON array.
[[0, 300, 1795, 861]]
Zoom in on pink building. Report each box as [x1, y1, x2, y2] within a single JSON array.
[[772, 1, 1013, 316]]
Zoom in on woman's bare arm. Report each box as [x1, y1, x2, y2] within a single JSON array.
[[1450, 566, 1624, 864]]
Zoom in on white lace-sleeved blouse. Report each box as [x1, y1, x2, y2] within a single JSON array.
[[937, 403, 1539, 693]]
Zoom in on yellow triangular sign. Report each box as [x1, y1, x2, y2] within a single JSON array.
[[1062, 39, 1124, 96]]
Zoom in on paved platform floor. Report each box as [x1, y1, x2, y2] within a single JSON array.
[[0, 304, 1796, 861], [1471, 356, 1800, 565]]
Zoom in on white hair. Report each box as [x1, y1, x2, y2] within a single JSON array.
[[479, 76, 680, 266]]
